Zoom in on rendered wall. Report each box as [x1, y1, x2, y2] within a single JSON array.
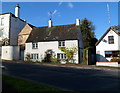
[[1, 46, 19, 60], [96, 29, 119, 62], [0, 14, 10, 41], [25, 40, 80, 63]]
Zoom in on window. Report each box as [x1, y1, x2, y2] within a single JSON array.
[[0, 29, 3, 38], [31, 54, 39, 60], [58, 41, 65, 47], [108, 36, 114, 44], [32, 42, 38, 49], [105, 51, 119, 57], [1, 18, 4, 26], [57, 53, 66, 59]]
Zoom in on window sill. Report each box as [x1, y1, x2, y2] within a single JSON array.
[[108, 43, 114, 44], [32, 48, 38, 49], [58, 46, 65, 48]]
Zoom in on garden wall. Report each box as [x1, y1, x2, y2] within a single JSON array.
[[96, 62, 120, 67]]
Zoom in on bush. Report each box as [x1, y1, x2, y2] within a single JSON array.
[[25, 53, 31, 62], [110, 58, 120, 62], [51, 58, 59, 63], [59, 46, 78, 63], [35, 60, 41, 63], [66, 62, 77, 64]]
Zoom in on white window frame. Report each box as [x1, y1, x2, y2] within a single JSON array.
[[57, 53, 66, 59], [0, 29, 3, 38], [1, 18, 4, 26], [108, 36, 114, 44], [58, 41, 65, 47], [32, 42, 38, 49], [31, 54, 39, 60]]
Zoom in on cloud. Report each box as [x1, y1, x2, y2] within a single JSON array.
[[68, 2, 74, 8], [58, 2, 62, 6]]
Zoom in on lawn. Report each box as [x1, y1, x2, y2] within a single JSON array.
[[2, 75, 65, 93]]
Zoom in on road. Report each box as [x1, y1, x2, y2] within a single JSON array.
[[2, 61, 120, 93]]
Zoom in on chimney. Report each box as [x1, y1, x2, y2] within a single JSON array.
[[15, 4, 20, 17], [48, 19, 52, 28], [76, 18, 80, 26]]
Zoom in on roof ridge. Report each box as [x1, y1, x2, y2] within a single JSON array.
[[36, 24, 76, 28]]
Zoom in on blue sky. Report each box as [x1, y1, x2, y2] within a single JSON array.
[[2, 2, 118, 39]]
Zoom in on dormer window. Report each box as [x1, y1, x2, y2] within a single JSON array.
[[58, 41, 65, 47], [108, 36, 114, 44], [32, 42, 38, 49]]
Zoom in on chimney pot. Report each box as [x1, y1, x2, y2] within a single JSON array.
[[48, 19, 52, 28], [76, 18, 80, 26], [15, 4, 20, 17]]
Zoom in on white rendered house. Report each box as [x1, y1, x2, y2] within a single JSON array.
[[96, 27, 120, 62], [0, 4, 26, 46], [25, 19, 84, 64]]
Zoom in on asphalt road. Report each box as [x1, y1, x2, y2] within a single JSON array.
[[2, 61, 120, 93]]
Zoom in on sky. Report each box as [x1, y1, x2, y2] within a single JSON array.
[[1, 2, 118, 39]]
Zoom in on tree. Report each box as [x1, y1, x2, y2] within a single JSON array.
[[59, 46, 78, 63], [80, 18, 97, 65], [80, 18, 96, 48]]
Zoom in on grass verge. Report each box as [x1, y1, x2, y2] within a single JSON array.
[[2, 75, 64, 93]]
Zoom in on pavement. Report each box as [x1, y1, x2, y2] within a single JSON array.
[[1, 61, 120, 93], [1, 60, 120, 71]]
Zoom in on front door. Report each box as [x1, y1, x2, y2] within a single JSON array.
[[46, 54, 52, 62]]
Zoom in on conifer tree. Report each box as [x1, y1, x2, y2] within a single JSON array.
[[80, 18, 97, 48]]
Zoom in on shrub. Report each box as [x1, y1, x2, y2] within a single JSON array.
[[35, 60, 41, 63], [51, 58, 59, 63], [110, 58, 120, 62], [25, 53, 31, 62], [59, 46, 78, 63]]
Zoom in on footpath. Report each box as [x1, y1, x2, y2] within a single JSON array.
[[1, 60, 120, 71]]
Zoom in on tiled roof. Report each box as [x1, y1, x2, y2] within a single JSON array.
[[26, 24, 80, 42]]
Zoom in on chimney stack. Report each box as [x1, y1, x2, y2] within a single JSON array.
[[15, 4, 20, 17], [76, 18, 80, 26], [48, 19, 52, 28]]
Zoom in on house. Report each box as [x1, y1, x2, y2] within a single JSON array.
[[0, 4, 26, 46], [18, 23, 35, 60], [25, 19, 84, 64], [96, 27, 120, 67], [1, 4, 27, 60]]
